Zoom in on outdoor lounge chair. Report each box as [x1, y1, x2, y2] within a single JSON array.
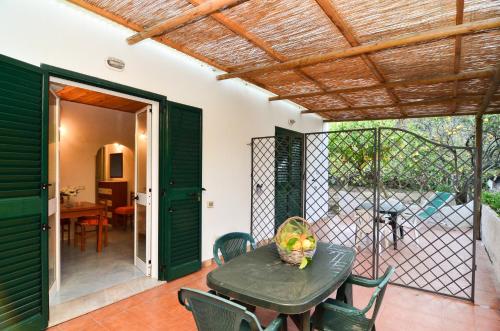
[[311, 266, 395, 331], [400, 192, 460, 242], [178, 288, 286, 331], [213, 232, 256, 266]]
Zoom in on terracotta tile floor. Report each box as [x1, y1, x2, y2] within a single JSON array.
[[50, 242, 499, 331]]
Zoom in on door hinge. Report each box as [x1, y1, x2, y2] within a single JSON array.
[[148, 260, 152, 265], [41, 223, 51, 231], [41, 183, 52, 190]]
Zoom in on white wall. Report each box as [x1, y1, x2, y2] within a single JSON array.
[[59, 101, 135, 203], [305, 134, 330, 222], [0, 0, 323, 261], [481, 205, 500, 284]]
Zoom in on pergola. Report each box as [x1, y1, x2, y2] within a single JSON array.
[[69, 0, 500, 122], [68, 0, 499, 244]]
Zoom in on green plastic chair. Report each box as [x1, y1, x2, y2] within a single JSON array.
[[311, 266, 395, 331], [213, 232, 256, 266], [178, 288, 285, 331]]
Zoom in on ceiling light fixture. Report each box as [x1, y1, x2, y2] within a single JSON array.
[[106, 57, 125, 71]]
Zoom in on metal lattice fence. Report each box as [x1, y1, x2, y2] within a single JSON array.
[[250, 128, 476, 301], [305, 129, 377, 279], [376, 128, 475, 299]]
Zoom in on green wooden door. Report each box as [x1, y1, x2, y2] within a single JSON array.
[[160, 101, 202, 281], [0, 54, 48, 330], [275, 127, 303, 231]]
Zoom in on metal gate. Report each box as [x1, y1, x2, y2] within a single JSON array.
[[251, 128, 476, 301]]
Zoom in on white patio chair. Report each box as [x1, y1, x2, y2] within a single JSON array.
[[354, 210, 392, 251]]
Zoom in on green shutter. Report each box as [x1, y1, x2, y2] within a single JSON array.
[[275, 127, 303, 230], [0, 54, 48, 330], [161, 101, 202, 281]]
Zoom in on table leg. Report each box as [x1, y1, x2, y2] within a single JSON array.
[[335, 280, 353, 306], [290, 311, 310, 331], [389, 213, 398, 250], [97, 215, 103, 253]]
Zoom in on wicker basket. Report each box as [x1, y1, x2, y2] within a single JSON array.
[[274, 216, 317, 265]]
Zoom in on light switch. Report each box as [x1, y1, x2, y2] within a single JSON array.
[[207, 201, 214, 208]]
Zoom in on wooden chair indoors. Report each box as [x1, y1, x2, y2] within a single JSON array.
[[113, 192, 135, 230], [74, 214, 110, 252], [61, 218, 71, 246]]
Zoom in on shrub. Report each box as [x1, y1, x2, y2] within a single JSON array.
[[483, 191, 500, 215]]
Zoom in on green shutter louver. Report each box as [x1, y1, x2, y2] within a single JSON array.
[[275, 127, 304, 231], [161, 101, 202, 281], [0, 54, 48, 331]]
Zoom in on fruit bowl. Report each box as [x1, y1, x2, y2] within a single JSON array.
[[274, 216, 317, 269]]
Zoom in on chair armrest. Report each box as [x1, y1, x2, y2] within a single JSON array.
[[359, 288, 381, 315], [263, 314, 286, 331], [249, 236, 257, 250], [178, 290, 192, 311], [319, 301, 364, 317], [213, 245, 223, 266], [346, 275, 381, 288]]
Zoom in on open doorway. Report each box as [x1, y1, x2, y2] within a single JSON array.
[[47, 79, 159, 323]]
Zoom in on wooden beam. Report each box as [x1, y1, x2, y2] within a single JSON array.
[[477, 64, 500, 116], [314, 0, 406, 116], [452, 0, 465, 113], [303, 95, 489, 115], [68, 0, 320, 111], [67, 0, 232, 72], [217, 17, 500, 80], [185, 0, 327, 92], [127, 0, 246, 45], [269, 69, 495, 101], [323, 109, 500, 123], [186, 0, 354, 110]]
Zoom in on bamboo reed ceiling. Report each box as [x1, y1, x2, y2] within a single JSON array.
[[70, 0, 500, 121]]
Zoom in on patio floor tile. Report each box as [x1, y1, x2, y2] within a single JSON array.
[[50, 243, 499, 331]]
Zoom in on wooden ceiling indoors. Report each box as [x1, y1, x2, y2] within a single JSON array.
[[68, 0, 500, 122], [54, 85, 148, 112]]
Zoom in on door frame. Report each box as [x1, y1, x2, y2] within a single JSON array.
[[134, 106, 153, 275], [48, 88, 61, 295], [41, 65, 167, 281]]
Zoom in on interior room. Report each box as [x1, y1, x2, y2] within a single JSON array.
[[47, 82, 152, 306]]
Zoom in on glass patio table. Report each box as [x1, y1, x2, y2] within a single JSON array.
[[207, 242, 356, 331]]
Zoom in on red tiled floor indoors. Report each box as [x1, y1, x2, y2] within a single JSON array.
[[50, 244, 499, 331]]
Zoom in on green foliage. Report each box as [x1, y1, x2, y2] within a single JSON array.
[[327, 115, 499, 200], [483, 191, 500, 215]]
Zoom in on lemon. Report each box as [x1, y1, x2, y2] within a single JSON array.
[[292, 241, 302, 250]]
